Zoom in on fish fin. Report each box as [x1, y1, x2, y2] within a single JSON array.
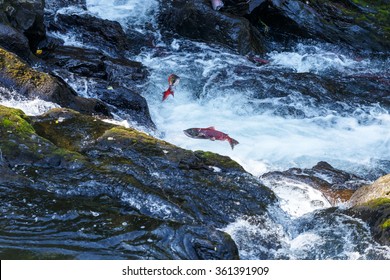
[[210, 137, 216, 141], [228, 137, 239, 150], [206, 126, 216, 130]]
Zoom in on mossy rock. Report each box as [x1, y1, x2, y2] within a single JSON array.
[[351, 199, 390, 246], [32, 108, 115, 152], [0, 47, 55, 91], [0, 104, 85, 166], [348, 174, 390, 207], [0, 47, 111, 116]]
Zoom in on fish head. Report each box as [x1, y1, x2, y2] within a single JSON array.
[[168, 74, 180, 86], [183, 128, 199, 138]]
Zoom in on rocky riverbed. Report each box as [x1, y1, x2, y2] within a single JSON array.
[[0, 0, 389, 259]]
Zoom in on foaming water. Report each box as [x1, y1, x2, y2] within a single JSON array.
[[136, 41, 390, 178], [16, 0, 388, 259], [268, 43, 365, 74], [222, 210, 390, 260], [0, 87, 59, 116], [86, 0, 159, 31]]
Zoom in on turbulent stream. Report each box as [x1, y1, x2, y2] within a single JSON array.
[[1, 0, 389, 259]]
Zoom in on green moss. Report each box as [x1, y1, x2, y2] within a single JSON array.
[[363, 198, 390, 208], [381, 219, 390, 230], [0, 105, 35, 137], [32, 109, 114, 152], [195, 151, 243, 170], [0, 47, 53, 89]]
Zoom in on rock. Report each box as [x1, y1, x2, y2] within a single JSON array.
[[221, 0, 267, 16], [247, 0, 390, 53], [41, 45, 155, 129], [0, 47, 110, 117], [261, 161, 367, 205], [48, 12, 147, 57], [0, 0, 46, 50], [204, 65, 390, 119], [159, 0, 266, 54], [347, 174, 390, 245], [349, 174, 390, 207], [0, 105, 276, 259], [0, 23, 33, 61]]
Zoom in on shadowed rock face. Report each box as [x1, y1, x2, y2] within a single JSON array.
[[0, 23, 32, 60], [244, 0, 390, 53], [0, 105, 275, 259], [0, 0, 46, 50], [159, 0, 266, 54]]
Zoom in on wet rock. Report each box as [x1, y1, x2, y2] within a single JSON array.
[[261, 161, 367, 205], [41, 45, 155, 129], [247, 0, 390, 53], [0, 47, 110, 117], [0, 23, 33, 61], [48, 12, 146, 57], [207, 65, 390, 119], [221, 0, 267, 16], [159, 0, 266, 54], [0, 105, 276, 259], [346, 174, 390, 245], [0, 0, 46, 50], [349, 174, 390, 207]]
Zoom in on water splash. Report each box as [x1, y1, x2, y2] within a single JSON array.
[[0, 87, 60, 116], [86, 0, 159, 31]]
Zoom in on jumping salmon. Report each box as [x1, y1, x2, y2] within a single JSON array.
[[162, 74, 180, 101], [183, 126, 239, 149]]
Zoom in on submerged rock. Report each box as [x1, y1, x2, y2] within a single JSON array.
[[0, 105, 276, 259], [159, 0, 266, 54], [0, 47, 110, 117], [261, 161, 367, 205]]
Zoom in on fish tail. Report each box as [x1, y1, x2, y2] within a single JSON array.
[[162, 87, 174, 101], [228, 137, 239, 150]]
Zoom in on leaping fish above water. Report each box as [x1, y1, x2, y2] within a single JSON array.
[[183, 126, 239, 149], [162, 74, 180, 101]]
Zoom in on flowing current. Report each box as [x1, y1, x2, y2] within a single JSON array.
[[2, 0, 389, 259]]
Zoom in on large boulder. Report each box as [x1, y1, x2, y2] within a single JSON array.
[[0, 47, 110, 116], [0, 0, 46, 50], [0, 23, 32, 60], [48, 13, 140, 57], [348, 174, 390, 245], [245, 0, 390, 53], [159, 0, 266, 54], [0, 105, 276, 259]]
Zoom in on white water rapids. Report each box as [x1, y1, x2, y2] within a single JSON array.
[[1, 0, 389, 259]]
